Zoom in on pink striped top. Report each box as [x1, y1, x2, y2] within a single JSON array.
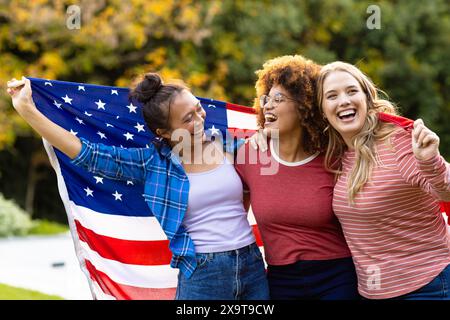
[[333, 127, 450, 299]]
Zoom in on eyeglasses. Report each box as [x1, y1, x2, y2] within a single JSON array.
[[259, 92, 299, 109]]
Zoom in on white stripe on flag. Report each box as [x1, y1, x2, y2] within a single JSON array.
[[79, 241, 179, 288], [70, 201, 167, 241], [227, 109, 257, 130]]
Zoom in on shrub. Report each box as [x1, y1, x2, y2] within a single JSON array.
[[0, 193, 34, 237], [28, 219, 69, 235]]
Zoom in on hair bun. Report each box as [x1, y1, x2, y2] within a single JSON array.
[[130, 73, 163, 104]]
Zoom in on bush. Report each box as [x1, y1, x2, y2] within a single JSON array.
[[0, 193, 34, 237], [28, 219, 69, 235]]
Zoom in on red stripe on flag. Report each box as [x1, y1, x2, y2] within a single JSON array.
[[226, 102, 256, 114], [252, 224, 264, 247], [378, 112, 414, 129], [75, 219, 172, 265], [84, 259, 176, 300], [227, 128, 257, 139], [75, 219, 264, 265], [440, 202, 450, 225]]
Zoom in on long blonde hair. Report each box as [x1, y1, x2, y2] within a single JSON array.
[[317, 61, 398, 204]]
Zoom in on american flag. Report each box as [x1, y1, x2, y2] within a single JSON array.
[[29, 77, 260, 300]]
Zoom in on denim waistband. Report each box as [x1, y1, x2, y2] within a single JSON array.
[[268, 256, 354, 272], [196, 242, 257, 257]]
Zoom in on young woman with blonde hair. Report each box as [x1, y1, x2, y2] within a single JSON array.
[[318, 61, 450, 300]]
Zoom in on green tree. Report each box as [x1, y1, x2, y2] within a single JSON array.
[[0, 0, 448, 221]]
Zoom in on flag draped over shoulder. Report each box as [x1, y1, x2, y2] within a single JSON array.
[[29, 77, 259, 300]]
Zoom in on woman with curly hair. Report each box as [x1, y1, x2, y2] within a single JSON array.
[[317, 61, 450, 300], [235, 55, 360, 300]]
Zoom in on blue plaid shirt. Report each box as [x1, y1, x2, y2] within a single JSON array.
[[71, 137, 196, 278]]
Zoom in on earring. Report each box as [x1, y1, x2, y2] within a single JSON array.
[[323, 125, 329, 133]]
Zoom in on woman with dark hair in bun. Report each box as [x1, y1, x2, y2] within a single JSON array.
[[6, 74, 269, 300]]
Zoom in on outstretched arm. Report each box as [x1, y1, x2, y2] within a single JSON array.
[[8, 77, 154, 184], [7, 77, 82, 159]]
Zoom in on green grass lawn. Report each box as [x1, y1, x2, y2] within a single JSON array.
[[28, 219, 69, 236], [0, 283, 64, 300]]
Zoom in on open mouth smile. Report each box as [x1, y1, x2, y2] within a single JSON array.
[[264, 112, 278, 124], [337, 109, 356, 121]]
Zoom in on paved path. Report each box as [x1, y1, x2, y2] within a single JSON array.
[[0, 232, 92, 300]]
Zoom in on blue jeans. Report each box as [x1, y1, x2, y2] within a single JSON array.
[[267, 257, 360, 300], [175, 243, 270, 300], [393, 264, 450, 300]]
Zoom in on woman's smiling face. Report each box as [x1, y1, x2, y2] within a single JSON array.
[[158, 89, 207, 146], [262, 85, 301, 137], [321, 70, 368, 146]]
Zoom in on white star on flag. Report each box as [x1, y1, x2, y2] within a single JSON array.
[[84, 112, 92, 117], [123, 132, 134, 140], [75, 117, 85, 125], [78, 86, 85, 91], [84, 187, 94, 197], [106, 123, 114, 128], [53, 100, 62, 109], [134, 123, 145, 132], [45, 82, 53, 86], [126, 103, 137, 113], [62, 95, 73, 104], [111, 90, 118, 95], [209, 125, 221, 135], [94, 176, 104, 184], [69, 129, 78, 136], [126, 180, 134, 186], [112, 191, 122, 201], [95, 100, 106, 110], [97, 131, 107, 139]]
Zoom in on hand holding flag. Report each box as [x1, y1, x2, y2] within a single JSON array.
[[412, 118, 440, 161], [7, 77, 36, 116]]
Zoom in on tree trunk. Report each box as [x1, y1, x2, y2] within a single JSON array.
[[25, 147, 49, 217]]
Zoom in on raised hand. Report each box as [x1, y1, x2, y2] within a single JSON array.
[[6, 77, 37, 116], [245, 128, 269, 152], [7, 76, 81, 159], [412, 119, 440, 161]]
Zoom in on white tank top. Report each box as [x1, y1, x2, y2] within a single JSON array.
[[183, 157, 255, 253]]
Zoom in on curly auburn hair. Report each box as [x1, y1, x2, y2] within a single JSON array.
[[254, 54, 327, 153]]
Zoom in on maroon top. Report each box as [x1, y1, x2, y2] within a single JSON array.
[[235, 141, 351, 265]]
